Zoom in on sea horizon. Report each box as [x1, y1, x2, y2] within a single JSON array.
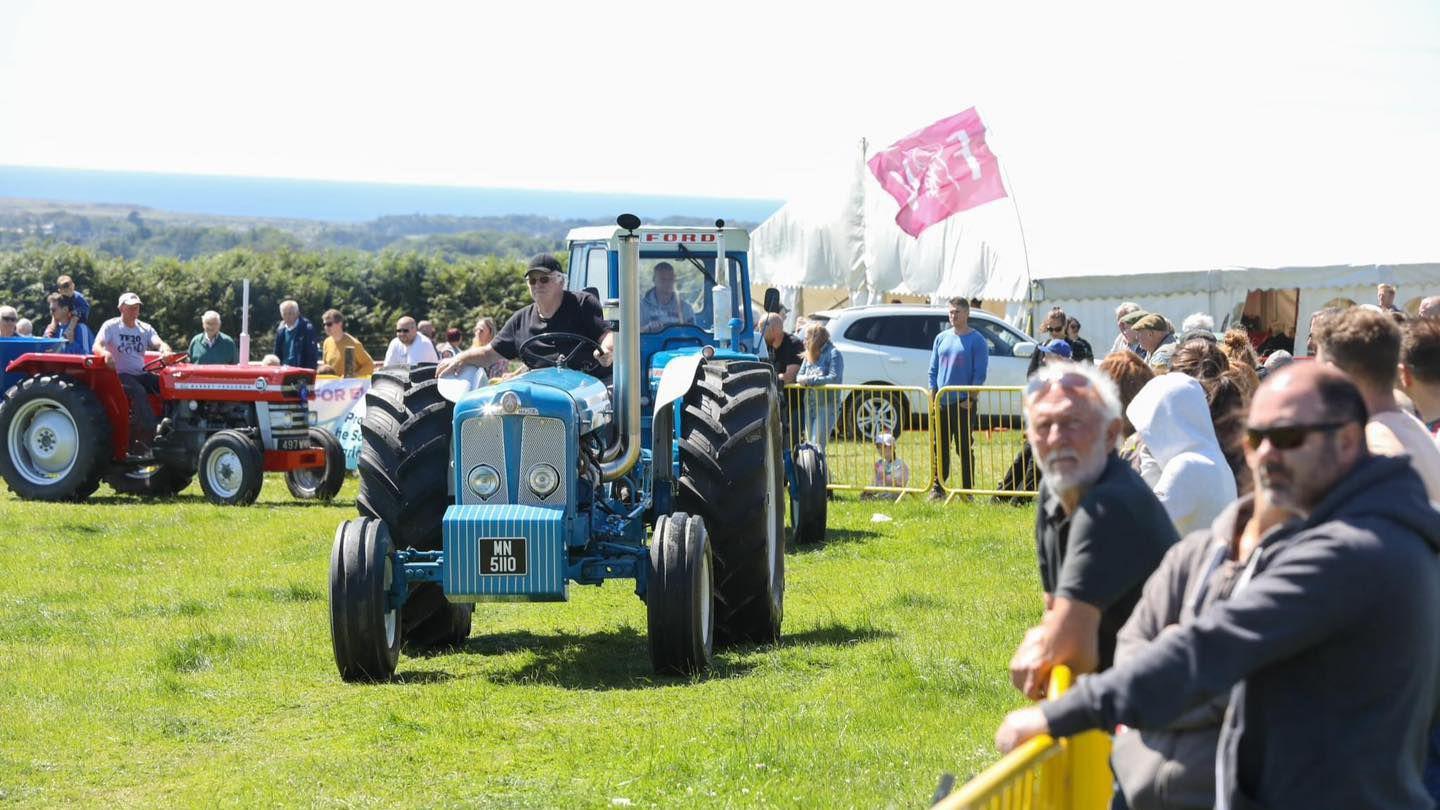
[[0, 165, 784, 225]]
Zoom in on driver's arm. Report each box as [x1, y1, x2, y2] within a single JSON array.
[[151, 332, 172, 355], [597, 329, 616, 366], [438, 343, 500, 377]]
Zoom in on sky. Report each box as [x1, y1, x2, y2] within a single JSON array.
[[2, 0, 1438, 272]]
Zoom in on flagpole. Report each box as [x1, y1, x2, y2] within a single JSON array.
[[994, 136, 1035, 332]]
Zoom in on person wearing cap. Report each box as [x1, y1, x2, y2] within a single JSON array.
[[863, 431, 910, 501], [437, 254, 614, 379], [1131, 313, 1175, 361], [1039, 339, 1073, 365], [95, 292, 171, 457], [1111, 302, 1143, 355]]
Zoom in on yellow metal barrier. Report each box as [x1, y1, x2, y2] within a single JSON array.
[[933, 385, 1035, 502], [934, 667, 1113, 810], [781, 383, 934, 499]]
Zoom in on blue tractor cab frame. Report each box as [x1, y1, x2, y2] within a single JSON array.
[[328, 215, 824, 682]]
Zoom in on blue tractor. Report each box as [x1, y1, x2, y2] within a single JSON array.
[[329, 214, 820, 680]]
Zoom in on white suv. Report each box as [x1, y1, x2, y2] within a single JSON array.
[[805, 305, 1037, 440]]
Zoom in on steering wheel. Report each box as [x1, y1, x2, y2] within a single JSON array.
[[518, 332, 605, 374], [143, 351, 189, 372]]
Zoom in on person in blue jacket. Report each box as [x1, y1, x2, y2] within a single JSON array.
[[274, 299, 320, 369], [796, 322, 844, 452], [46, 292, 93, 354], [928, 296, 990, 499]]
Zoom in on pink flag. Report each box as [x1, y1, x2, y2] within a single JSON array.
[[868, 107, 1008, 237]]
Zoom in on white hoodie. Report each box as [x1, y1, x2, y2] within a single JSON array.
[[1127, 374, 1238, 536]]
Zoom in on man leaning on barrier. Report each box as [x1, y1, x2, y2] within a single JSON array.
[[996, 363, 1440, 810], [760, 312, 805, 445], [1008, 363, 1176, 702]]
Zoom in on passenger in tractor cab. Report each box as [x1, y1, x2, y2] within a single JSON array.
[[640, 262, 695, 333], [94, 292, 172, 458], [438, 254, 615, 380]]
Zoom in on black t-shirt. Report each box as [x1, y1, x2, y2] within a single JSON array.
[[492, 291, 610, 370], [767, 332, 804, 381], [1035, 452, 1178, 669]]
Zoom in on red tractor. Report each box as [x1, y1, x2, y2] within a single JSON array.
[[0, 351, 345, 505]]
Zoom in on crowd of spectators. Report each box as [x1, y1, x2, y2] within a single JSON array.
[[993, 283, 1440, 809]]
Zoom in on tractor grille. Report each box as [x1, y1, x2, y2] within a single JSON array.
[[267, 402, 311, 448], [457, 415, 567, 506]]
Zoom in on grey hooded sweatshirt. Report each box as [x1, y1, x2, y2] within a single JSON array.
[[1042, 454, 1440, 810]]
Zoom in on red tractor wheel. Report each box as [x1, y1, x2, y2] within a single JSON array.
[[0, 375, 111, 501], [286, 427, 346, 501], [198, 429, 264, 506]]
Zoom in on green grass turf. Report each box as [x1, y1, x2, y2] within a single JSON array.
[[0, 476, 1038, 807]]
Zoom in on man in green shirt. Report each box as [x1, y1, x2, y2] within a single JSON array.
[[188, 310, 238, 365]]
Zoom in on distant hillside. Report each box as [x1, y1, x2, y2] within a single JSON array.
[[0, 200, 757, 261]]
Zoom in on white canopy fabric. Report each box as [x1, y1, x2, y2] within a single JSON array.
[[750, 143, 1032, 307]]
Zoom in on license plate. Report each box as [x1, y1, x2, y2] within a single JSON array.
[[480, 537, 527, 576], [278, 437, 308, 451]]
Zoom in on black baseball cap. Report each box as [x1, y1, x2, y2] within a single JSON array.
[[526, 254, 563, 275]]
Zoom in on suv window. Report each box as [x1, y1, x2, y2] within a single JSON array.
[[843, 311, 1022, 357], [970, 319, 1020, 358]]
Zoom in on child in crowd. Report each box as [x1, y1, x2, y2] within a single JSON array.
[[863, 431, 910, 501]]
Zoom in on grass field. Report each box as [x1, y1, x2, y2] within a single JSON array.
[[0, 476, 1038, 808]]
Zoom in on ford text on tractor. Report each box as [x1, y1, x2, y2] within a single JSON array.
[[329, 214, 825, 681], [0, 350, 344, 506]]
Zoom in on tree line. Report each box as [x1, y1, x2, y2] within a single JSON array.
[[0, 244, 536, 356]]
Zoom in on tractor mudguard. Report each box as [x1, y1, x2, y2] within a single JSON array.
[[650, 353, 705, 513]]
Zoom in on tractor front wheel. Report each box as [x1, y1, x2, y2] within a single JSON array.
[[0, 375, 111, 501], [648, 512, 714, 675], [330, 517, 401, 682], [197, 429, 264, 506], [286, 427, 347, 501]]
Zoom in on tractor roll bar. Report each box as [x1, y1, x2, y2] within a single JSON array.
[[600, 214, 642, 481]]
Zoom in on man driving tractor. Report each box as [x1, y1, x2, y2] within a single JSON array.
[[94, 292, 172, 459], [438, 254, 615, 378]]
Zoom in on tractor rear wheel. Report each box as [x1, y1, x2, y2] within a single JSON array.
[[790, 444, 828, 545], [329, 517, 401, 682], [105, 463, 193, 498], [676, 360, 785, 646], [0, 374, 111, 501], [356, 365, 466, 647], [648, 512, 714, 675], [197, 429, 264, 505], [286, 427, 346, 501]]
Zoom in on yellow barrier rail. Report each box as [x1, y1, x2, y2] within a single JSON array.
[[781, 383, 934, 499], [779, 383, 1038, 501], [934, 667, 1112, 810], [933, 385, 1034, 502]]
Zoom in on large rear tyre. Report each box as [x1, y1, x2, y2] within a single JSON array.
[[286, 427, 347, 501], [676, 360, 785, 646], [105, 464, 193, 498], [0, 375, 110, 501], [330, 517, 401, 682], [791, 444, 828, 545], [355, 365, 466, 646], [197, 429, 264, 506], [648, 512, 714, 675]]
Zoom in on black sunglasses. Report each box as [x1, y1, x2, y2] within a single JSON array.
[[396, 328, 412, 334], [1, 316, 16, 322], [1244, 421, 1350, 451], [323, 320, 339, 327]]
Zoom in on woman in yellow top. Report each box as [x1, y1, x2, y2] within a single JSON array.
[[317, 308, 375, 377]]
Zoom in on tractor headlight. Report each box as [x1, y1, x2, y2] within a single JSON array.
[[526, 463, 559, 498], [467, 464, 501, 498]]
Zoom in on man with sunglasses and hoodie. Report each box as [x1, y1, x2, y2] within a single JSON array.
[[997, 362, 1440, 810], [438, 254, 614, 379]]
